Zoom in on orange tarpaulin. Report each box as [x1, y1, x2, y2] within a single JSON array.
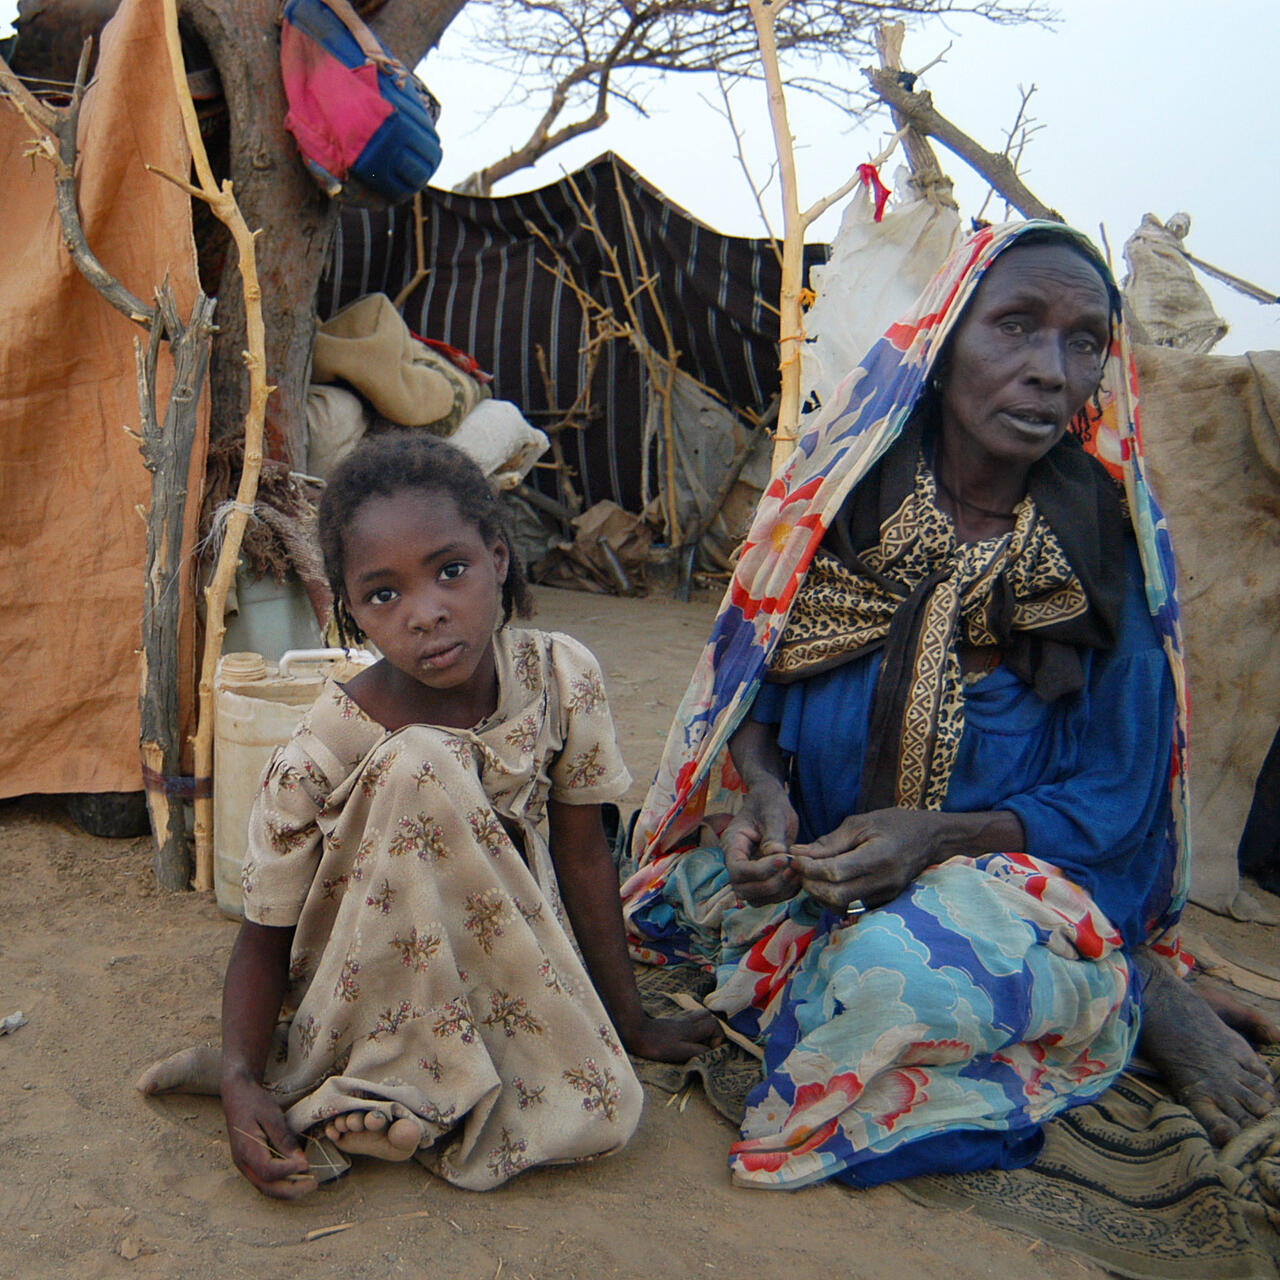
[[0, 0, 205, 798]]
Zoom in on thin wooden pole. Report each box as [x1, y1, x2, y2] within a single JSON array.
[[747, 0, 804, 472], [139, 291, 217, 890], [155, 0, 273, 892]]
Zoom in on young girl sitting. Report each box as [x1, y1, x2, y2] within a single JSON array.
[[217, 434, 717, 1198]]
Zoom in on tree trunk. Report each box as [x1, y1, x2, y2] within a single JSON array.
[[180, 0, 469, 466]]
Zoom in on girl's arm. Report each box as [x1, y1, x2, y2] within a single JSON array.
[[220, 920, 316, 1198], [548, 799, 720, 1063]]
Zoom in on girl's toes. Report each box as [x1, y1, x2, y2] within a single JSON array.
[[386, 1117, 422, 1152]]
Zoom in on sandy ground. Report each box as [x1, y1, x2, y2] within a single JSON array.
[[1, 584, 1276, 1280]]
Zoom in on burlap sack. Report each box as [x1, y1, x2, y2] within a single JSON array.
[[1138, 345, 1280, 917]]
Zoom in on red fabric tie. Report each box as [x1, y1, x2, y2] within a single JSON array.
[[857, 163, 891, 223]]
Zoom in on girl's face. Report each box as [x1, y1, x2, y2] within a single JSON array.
[[342, 488, 509, 701]]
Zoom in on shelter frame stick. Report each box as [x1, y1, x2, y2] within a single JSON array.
[[747, 0, 866, 473], [611, 169, 682, 547], [392, 191, 430, 310], [561, 170, 682, 543], [861, 60, 1057, 222], [870, 23, 957, 209], [154, 0, 273, 894], [138, 292, 219, 889]]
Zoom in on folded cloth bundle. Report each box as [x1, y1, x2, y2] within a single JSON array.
[[312, 293, 490, 431]]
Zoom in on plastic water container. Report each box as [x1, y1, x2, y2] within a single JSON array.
[[213, 648, 371, 919]]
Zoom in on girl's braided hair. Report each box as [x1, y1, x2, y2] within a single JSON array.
[[318, 432, 533, 647]]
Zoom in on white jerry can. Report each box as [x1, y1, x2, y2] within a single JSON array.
[[213, 648, 372, 918]]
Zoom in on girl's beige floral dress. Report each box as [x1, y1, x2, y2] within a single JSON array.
[[241, 628, 643, 1189]]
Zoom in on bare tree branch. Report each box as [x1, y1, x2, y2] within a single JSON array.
[[974, 81, 1039, 222], [454, 0, 1053, 194], [0, 52, 60, 133], [862, 64, 1058, 220], [709, 67, 781, 261]]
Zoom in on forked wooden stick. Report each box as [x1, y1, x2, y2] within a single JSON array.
[[153, 0, 273, 892], [746, 0, 871, 471]]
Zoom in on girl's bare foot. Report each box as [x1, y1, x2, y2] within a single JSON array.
[[321, 1110, 422, 1161], [1135, 948, 1279, 1146], [135, 1045, 222, 1096]]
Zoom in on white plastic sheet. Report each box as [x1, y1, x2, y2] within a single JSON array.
[[801, 173, 961, 411]]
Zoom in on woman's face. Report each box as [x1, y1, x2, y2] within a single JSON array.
[[937, 241, 1112, 471]]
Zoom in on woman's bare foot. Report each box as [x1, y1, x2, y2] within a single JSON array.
[[1135, 948, 1279, 1145], [321, 1110, 422, 1161], [1190, 974, 1280, 1045], [135, 1045, 223, 1096]]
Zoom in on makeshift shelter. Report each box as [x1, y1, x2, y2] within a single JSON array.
[[0, 0, 204, 802], [321, 153, 827, 518], [1136, 346, 1280, 918], [3, 2, 1274, 925]]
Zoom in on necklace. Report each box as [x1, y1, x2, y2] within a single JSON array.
[[933, 469, 1018, 521]]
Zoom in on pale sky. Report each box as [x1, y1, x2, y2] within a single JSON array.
[[5, 0, 1276, 353]]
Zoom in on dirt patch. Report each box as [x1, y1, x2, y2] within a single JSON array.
[[1, 585, 1273, 1279]]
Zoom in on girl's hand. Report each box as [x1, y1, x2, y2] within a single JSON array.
[[790, 808, 938, 912], [221, 1071, 316, 1200], [722, 781, 800, 907], [621, 1010, 723, 1063]]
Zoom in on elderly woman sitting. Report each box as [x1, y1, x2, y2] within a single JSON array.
[[623, 222, 1277, 1189]]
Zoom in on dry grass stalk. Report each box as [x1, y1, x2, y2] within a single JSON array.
[[303, 1208, 435, 1243]]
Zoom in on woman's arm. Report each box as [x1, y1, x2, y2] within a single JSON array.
[[791, 808, 1025, 911], [722, 718, 801, 906], [220, 921, 316, 1198], [548, 799, 720, 1062]]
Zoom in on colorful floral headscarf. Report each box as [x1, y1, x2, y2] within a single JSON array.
[[622, 220, 1189, 949]]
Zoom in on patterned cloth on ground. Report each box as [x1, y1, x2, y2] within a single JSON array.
[[899, 1051, 1280, 1280], [636, 965, 1280, 1276]]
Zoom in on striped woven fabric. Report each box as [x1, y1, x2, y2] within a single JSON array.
[[322, 153, 827, 512]]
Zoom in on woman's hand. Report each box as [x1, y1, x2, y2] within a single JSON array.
[[792, 807, 1026, 914], [722, 780, 801, 907], [790, 808, 941, 912], [621, 1010, 724, 1063], [221, 1069, 316, 1199]]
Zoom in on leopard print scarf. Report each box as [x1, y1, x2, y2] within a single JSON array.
[[769, 455, 1089, 811]]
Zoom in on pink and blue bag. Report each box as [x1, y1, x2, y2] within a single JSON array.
[[280, 0, 442, 202]]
